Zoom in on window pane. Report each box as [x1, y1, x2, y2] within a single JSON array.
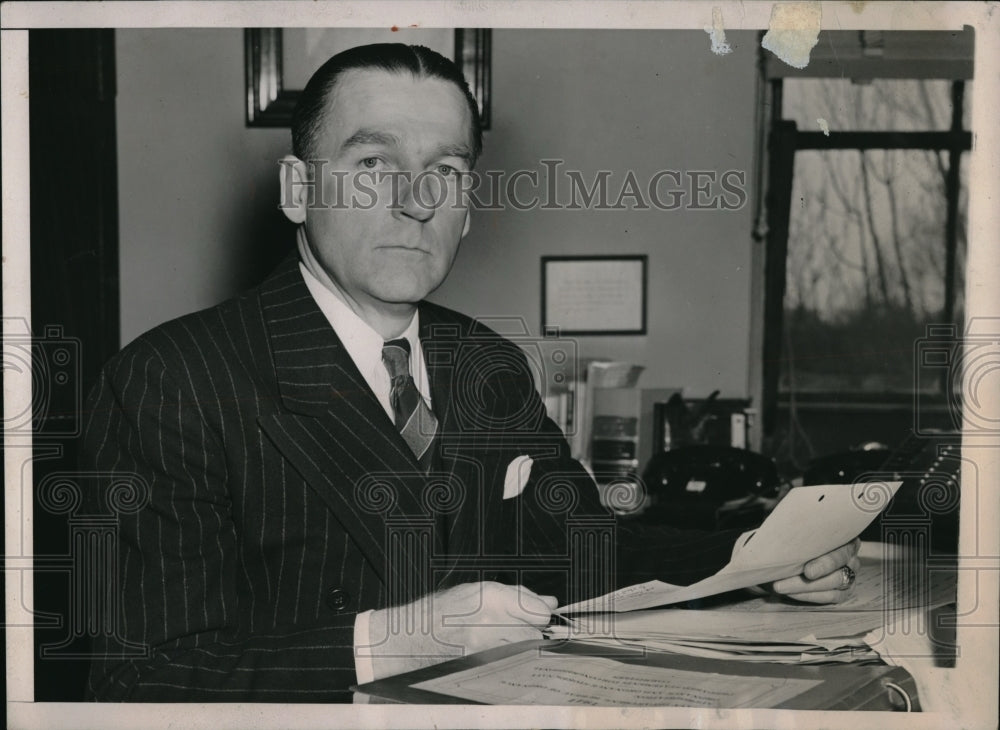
[[780, 148, 967, 395], [783, 79, 958, 132]]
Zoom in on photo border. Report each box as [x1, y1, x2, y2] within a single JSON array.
[[3, 3, 998, 730]]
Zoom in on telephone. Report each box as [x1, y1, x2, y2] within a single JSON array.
[[803, 430, 961, 552], [631, 446, 781, 531]]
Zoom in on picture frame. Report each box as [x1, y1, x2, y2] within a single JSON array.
[[541, 255, 648, 336], [245, 27, 491, 128]]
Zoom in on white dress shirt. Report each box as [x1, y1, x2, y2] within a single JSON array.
[[298, 262, 432, 421], [299, 262, 433, 689]]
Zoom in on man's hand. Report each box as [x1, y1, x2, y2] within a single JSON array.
[[366, 582, 556, 679], [770, 538, 862, 604]]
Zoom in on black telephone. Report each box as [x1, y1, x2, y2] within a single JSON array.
[[632, 446, 780, 531], [803, 430, 961, 552]]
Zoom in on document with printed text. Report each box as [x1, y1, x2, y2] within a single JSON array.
[[412, 648, 821, 707]]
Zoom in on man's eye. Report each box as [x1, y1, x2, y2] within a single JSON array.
[[361, 157, 381, 169], [436, 164, 459, 176]]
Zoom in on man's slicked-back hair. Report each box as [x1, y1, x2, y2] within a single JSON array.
[[291, 43, 483, 166]]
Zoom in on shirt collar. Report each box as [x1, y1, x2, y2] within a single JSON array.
[[298, 261, 430, 406], [300, 258, 419, 349]]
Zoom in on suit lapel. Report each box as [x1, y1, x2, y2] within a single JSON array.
[[417, 304, 459, 561], [254, 264, 516, 589], [419, 303, 458, 435], [256, 257, 428, 584], [418, 306, 510, 568]]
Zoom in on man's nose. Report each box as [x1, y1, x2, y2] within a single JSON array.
[[393, 173, 440, 222]]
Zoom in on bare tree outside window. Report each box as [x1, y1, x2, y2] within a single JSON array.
[[779, 79, 969, 396]]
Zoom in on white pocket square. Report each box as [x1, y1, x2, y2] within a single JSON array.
[[502, 455, 534, 500]]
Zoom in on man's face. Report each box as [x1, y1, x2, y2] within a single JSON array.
[[301, 68, 474, 309]]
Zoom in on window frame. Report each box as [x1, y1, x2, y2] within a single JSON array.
[[758, 77, 971, 441]]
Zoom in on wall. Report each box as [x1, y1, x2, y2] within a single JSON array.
[[117, 28, 758, 397], [117, 29, 293, 345], [432, 30, 758, 396]]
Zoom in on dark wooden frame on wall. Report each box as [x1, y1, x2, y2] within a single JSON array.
[[541, 255, 649, 336], [245, 28, 491, 128]]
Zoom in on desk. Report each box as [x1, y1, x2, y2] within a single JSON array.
[[848, 542, 959, 713], [717, 542, 959, 711], [355, 542, 958, 711]]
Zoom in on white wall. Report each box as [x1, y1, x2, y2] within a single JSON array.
[[117, 28, 758, 397]]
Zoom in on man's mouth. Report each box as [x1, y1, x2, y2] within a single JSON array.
[[379, 245, 431, 255]]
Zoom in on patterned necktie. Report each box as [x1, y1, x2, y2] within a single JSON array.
[[382, 338, 438, 471]]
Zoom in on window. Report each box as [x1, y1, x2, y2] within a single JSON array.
[[757, 32, 973, 466], [782, 81, 969, 395]]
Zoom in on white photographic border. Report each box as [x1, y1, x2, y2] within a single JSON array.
[[3, 3, 998, 729]]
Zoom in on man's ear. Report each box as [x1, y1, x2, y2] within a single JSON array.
[[278, 155, 309, 224], [461, 208, 471, 238]]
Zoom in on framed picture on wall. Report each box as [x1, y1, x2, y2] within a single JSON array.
[[245, 27, 491, 128], [541, 255, 648, 336]]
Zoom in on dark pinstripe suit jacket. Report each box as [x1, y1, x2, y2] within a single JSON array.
[[82, 254, 738, 702]]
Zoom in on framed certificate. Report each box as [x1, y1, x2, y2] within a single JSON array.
[[541, 255, 648, 336]]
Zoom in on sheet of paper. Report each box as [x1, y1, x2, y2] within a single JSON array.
[[704, 550, 957, 613], [725, 482, 900, 567], [413, 648, 821, 707], [553, 607, 885, 644], [558, 482, 901, 613], [565, 637, 880, 664]]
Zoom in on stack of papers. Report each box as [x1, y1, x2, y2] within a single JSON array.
[[548, 482, 961, 667], [547, 541, 957, 666], [547, 608, 884, 664]]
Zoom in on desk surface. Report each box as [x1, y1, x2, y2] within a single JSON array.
[[355, 542, 958, 710]]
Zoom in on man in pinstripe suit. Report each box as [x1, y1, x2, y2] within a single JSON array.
[[82, 43, 861, 702]]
